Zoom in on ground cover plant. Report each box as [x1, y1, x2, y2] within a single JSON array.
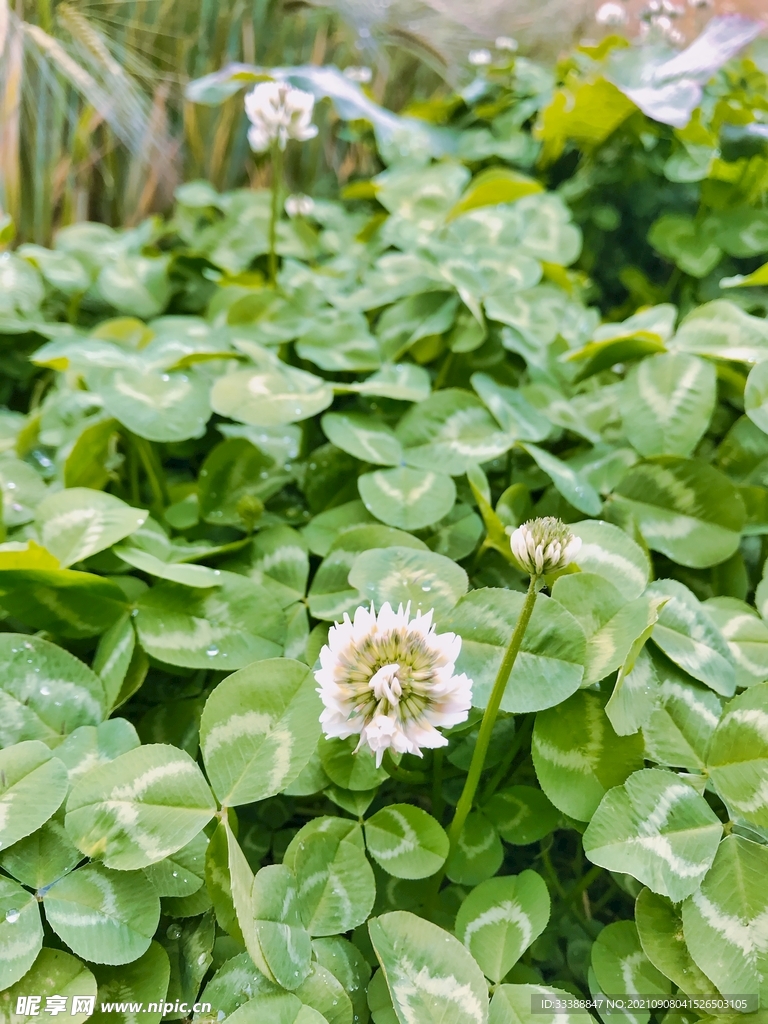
[[3, 13, 768, 1024]]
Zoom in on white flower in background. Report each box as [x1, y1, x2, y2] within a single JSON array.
[[316, 602, 472, 767], [596, 2, 628, 26], [343, 65, 373, 83], [468, 48, 493, 67], [244, 81, 318, 153], [285, 193, 315, 218], [688, 0, 712, 7], [510, 517, 582, 576], [495, 36, 519, 52]]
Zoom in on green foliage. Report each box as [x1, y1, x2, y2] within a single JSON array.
[[3, 18, 768, 1024]]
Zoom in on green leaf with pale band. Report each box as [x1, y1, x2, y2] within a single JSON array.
[[583, 768, 722, 902], [707, 682, 768, 827], [364, 804, 449, 880], [0, 741, 69, 852]]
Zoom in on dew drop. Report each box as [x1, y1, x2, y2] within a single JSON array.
[[161, 374, 170, 382], [5, 909, 20, 924], [40, 685, 51, 696], [197, 953, 207, 966], [172, 871, 178, 877], [11, 503, 22, 512], [421, 584, 431, 592], [166, 924, 182, 940], [206, 645, 219, 657], [213, 570, 221, 576], [5, 481, 15, 490]]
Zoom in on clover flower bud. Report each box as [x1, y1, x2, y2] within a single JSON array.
[[284, 194, 315, 218], [596, 2, 628, 26], [315, 602, 472, 767], [495, 36, 519, 52], [244, 81, 318, 153], [510, 517, 581, 577], [468, 48, 493, 66]]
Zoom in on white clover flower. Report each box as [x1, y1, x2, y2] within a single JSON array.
[[285, 193, 315, 218], [316, 602, 472, 767], [495, 36, 519, 52], [468, 48, 493, 67], [510, 517, 582, 577], [343, 65, 373, 83], [244, 81, 318, 153], [596, 2, 628, 26]]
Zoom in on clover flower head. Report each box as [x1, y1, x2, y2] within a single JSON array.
[[495, 36, 519, 52], [510, 517, 581, 577], [315, 602, 472, 767], [468, 48, 493, 67], [596, 2, 628, 26], [285, 193, 315, 218], [244, 81, 318, 153]]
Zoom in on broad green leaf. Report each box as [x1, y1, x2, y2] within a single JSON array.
[[521, 444, 602, 516], [358, 467, 456, 532], [321, 412, 403, 466], [238, 525, 309, 601], [54, 719, 141, 786], [365, 804, 448, 880], [295, 962, 354, 1024], [135, 573, 285, 669], [0, 741, 68, 851], [0, 568, 129, 638], [0, 876, 43, 990], [482, 786, 560, 846], [552, 573, 666, 686], [566, 304, 676, 379], [591, 921, 670, 1024], [319, 736, 388, 792], [292, 821, 375, 936], [532, 691, 644, 821], [745, 360, 768, 435], [340, 363, 431, 403], [0, 949, 96, 1024], [641, 657, 722, 771], [648, 215, 722, 278], [0, 457, 46, 527], [297, 310, 381, 372], [211, 363, 333, 426], [89, 942, 170, 1024], [445, 812, 503, 886], [681, 835, 768, 1004], [0, 634, 105, 747], [396, 390, 514, 475], [583, 768, 722, 901], [143, 831, 207, 897], [569, 519, 651, 601], [470, 373, 551, 441], [64, 417, 121, 490], [44, 863, 160, 966], [369, 910, 489, 1024], [488, 984, 590, 1024], [312, 936, 371, 1024], [200, 658, 321, 806], [96, 254, 170, 318], [670, 300, 768, 364], [198, 438, 280, 526], [448, 168, 543, 219], [115, 543, 224, 589], [226, 993, 327, 1024], [0, 810, 81, 889], [303, 501, 377, 557], [704, 597, 768, 688], [707, 682, 768, 827], [455, 872, 550, 984], [349, 546, 468, 619], [622, 353, 716, 458], [635, 888, 711, 996], [199, 950, 281, 1019], [445, 589, 586, 713], [307, 525, 426, 622], [648, 580, 735, 696], [251, 864, 312, 990], [613, 458, 745, 569], [283, 817, 363, 870], [35, 488, 147, 567], [86, 366, 211, 443], [65, 743, 216, 869], [93, 614, 137, 708]]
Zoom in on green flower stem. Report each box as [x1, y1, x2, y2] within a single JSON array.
[[425, 575, 539, 912], [382, 751, 428, 785], [268, 141, 283, 286], [131, 434, 167, 510], [446, 574, 539, 851]]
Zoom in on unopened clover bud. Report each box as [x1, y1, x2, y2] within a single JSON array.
[[596, 2, 628, 26], [236, 494, 264, 532], [510, 517, 581, 577], [468, 48, 493, 66]]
